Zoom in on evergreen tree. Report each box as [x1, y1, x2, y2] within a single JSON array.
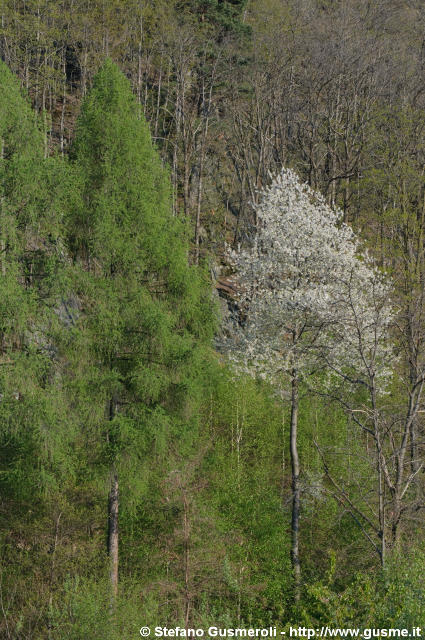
[[0, 59, 83, 635], [0, 60, 71, 502], [67, 58, 215, 600]]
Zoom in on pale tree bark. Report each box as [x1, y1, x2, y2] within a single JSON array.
[[0, 136, 4, 278], [60, 52, 67, 155], [108, 472, 119, 602], [194, 69, 215, 264], [290, 368, 301, 602], [183, 489, 190, 632], [107, 394, 119, 602]]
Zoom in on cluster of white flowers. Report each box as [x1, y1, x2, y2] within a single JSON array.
[[225, 169, 394, 387]]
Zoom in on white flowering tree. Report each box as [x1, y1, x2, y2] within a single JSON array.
[[225, 169, 393, 599]]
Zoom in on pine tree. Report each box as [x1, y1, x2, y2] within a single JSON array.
[[67, 58, 215, 600]]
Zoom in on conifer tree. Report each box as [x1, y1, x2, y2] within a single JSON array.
[[0, 61, 70, 498], [0, 67, 82, 639], [68, 59, 215, 600]]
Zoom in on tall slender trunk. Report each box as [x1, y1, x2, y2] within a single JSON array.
[[390, 495, 401, 554], [183, 146, 191, 218], [290, 369, 301, 602], [377, 452, 386, 567], [47, 513, 62, 638], [154, 64, 162, 139], [60, 53, 67, 155], [108, 473, 119, 601], [372, 379, 386, 567], [137, 5, 143, 104], [408, 325, 419, 476], [183, 490, 190, 631], [108, 394, 119, 601], [194, 77, 212, 265], [194, 140, 205, 265], [0, 137, 5, 278]]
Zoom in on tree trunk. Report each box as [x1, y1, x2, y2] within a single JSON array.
[[194, 77, 212, 265], [390, 496, 401, 553], [194, 134, 205, 265], [290, 369, 301, 602], [377, 453, 386, 567], [183, 490, 191, 631], [60, 53, 67, 155], [108, 473, 119, 601], [372, 380, 386, 567], [0, 137, 4, 277]]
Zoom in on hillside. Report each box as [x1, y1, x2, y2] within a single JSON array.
[[1, 1, 425, 637]]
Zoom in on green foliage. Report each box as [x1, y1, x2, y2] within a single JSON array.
[[376, 552, 425, 626], [1, 20, 425, 633], [300, 550, 425, 627], [177, 0, 250, 34], [50, 575, 151, 640], [0, 60, 75, 507], [66, 60, 216, 497]]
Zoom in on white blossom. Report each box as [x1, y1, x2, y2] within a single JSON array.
[[224, 168, 394, 388]]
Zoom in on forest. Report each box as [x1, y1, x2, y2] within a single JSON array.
[[1, 0, 425, 637]]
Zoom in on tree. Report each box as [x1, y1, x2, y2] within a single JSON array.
[[225, 168, 391, 601], [0, 59, 86, 636], [68, 59, 215, 602], [313, 105, 425, 567], [176, 0, 250, 35], [0, 59, 72, 499], [317, 260, 424, 566]]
